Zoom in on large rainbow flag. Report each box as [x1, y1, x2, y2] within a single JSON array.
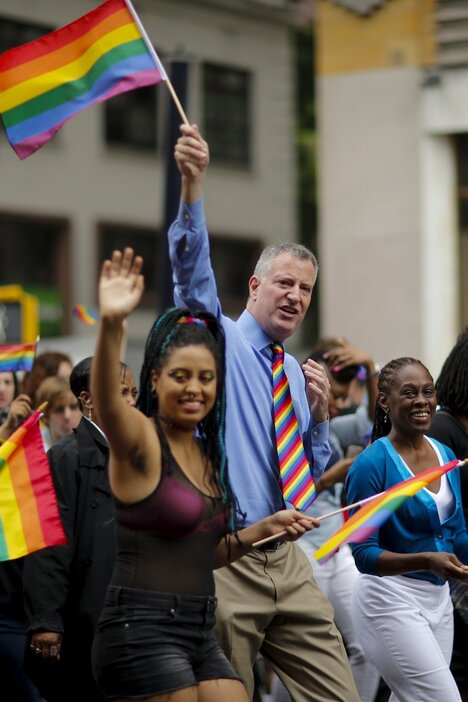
[[314, 459, 461, 565], [0, 342, 36, 373], [0, 406, 66, 561], [0, 0, 166, 159]]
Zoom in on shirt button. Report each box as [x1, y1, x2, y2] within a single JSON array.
[[313, 431, 319, 436], [124, 623, 129, 629], [91, 500, 99, 508]]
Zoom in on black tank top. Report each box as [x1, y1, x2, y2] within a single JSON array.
[[112, 422, 227, 596]]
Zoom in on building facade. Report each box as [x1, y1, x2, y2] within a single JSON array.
[[316, 0, 468, 374], [0, 0, 299, 357]]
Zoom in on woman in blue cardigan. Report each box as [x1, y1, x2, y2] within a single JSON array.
[[345, 356, 468, 702]]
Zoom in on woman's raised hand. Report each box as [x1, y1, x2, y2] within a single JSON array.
[[99, 248, 144, 319]]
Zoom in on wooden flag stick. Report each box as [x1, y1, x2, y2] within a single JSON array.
[[251, 493, 386, 549], [165, 77, 190, 126]]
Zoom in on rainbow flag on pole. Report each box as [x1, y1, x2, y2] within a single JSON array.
[[0, 406, 66, 561], [0, 343, 36, 373], [0, 0, 167, 159], [314, 459, 461, 565]]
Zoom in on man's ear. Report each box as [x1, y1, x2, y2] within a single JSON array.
[[248, 275, 261, 302]]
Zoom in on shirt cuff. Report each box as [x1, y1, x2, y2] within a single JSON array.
[[177, 197, 205, 230], [310, 420, 329, 444]]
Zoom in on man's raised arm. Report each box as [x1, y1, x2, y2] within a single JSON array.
[[167, 124, 220, 316]]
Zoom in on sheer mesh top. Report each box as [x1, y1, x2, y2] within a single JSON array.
[[112, 422, 227, 596]]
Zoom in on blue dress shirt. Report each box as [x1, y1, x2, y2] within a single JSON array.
[[168, 198, 331, 525], [345, 436, 468, 585]]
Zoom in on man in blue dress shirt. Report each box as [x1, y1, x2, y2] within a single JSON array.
[[167, 124, 360, 702]]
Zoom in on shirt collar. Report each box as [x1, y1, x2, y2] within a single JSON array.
[[237, 308, 274, 352]]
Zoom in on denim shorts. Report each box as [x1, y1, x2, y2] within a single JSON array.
[[92, 586, 241, 699]]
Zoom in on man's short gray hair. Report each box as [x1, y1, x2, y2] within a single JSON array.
[[253, 243, 318, 279]]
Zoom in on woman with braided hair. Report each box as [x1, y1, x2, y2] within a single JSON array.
[[344, 356, 468, 702], [90, 248, 318, 702]]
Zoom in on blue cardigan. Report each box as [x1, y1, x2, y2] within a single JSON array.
[[345, 437, 468, 585]]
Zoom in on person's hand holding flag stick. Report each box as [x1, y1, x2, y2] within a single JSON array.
[[252, 458, 468, 550]]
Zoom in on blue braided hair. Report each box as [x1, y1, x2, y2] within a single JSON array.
[[137, 307, 241, 533]]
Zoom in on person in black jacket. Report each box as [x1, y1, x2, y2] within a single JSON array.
[[429, 329, 468, 701], [23, 356, 137, 702]]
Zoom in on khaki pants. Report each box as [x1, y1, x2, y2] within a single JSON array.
[[214, 542, 360, 702]]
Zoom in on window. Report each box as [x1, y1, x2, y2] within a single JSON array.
[[98, 224, 161, 305], [202, 63, 251, 167], [437, 0, 468, 69], [0, 213, 70, 337], [104, 85, 159, 150], [209, 235, 262, 314]]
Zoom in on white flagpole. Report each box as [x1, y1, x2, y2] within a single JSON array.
[[123, 0, 190, 126]]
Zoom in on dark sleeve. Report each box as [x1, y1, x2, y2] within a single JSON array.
[[23, 440, 79, 633]]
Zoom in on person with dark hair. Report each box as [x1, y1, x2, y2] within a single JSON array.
[[22, 356, 137, 702], [90, 248, 318, 702], [292, 339, 380, 702], [345, 357, 468, 702], [166, 123, 359, 702], [428, 329, 468, 700]]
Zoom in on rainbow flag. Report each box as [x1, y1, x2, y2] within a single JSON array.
[[0, 343, 36, 373], [73, 304, 99, 326], [0, 0, 166, 159], [314, 459, 461, 565], [0, 406, 66, 561]]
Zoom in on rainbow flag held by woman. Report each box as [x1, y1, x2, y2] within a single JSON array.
[[0, 342, 37, 373], [0, 406, 66, 561], [314, 459, 461, 565], [0, 0, 166, 158]]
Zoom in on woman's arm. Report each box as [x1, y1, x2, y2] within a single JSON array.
[[375, 550, 468, 580], [214, 510, 320, 568], [92, 249, 159, 502]]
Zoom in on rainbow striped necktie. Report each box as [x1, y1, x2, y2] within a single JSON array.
[[271, 343, 316, 510]]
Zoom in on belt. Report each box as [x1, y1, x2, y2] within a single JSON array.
[[256, 538, 287, 552]]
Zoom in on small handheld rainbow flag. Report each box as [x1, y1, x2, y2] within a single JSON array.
[[314, 459, 461, 565], [0, 405, 66, 561], [0, 342, 37, 373], [73, 304, 99, 326], [0, 0, 167, 159]]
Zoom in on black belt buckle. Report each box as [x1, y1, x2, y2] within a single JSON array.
[[257, 538, 286, 552]]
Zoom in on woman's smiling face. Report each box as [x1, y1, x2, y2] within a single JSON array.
[[381, 363, 437, 436], [152, 344, 217, 429]]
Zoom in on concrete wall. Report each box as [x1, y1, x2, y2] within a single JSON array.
[[315, 0, 466, 375]]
